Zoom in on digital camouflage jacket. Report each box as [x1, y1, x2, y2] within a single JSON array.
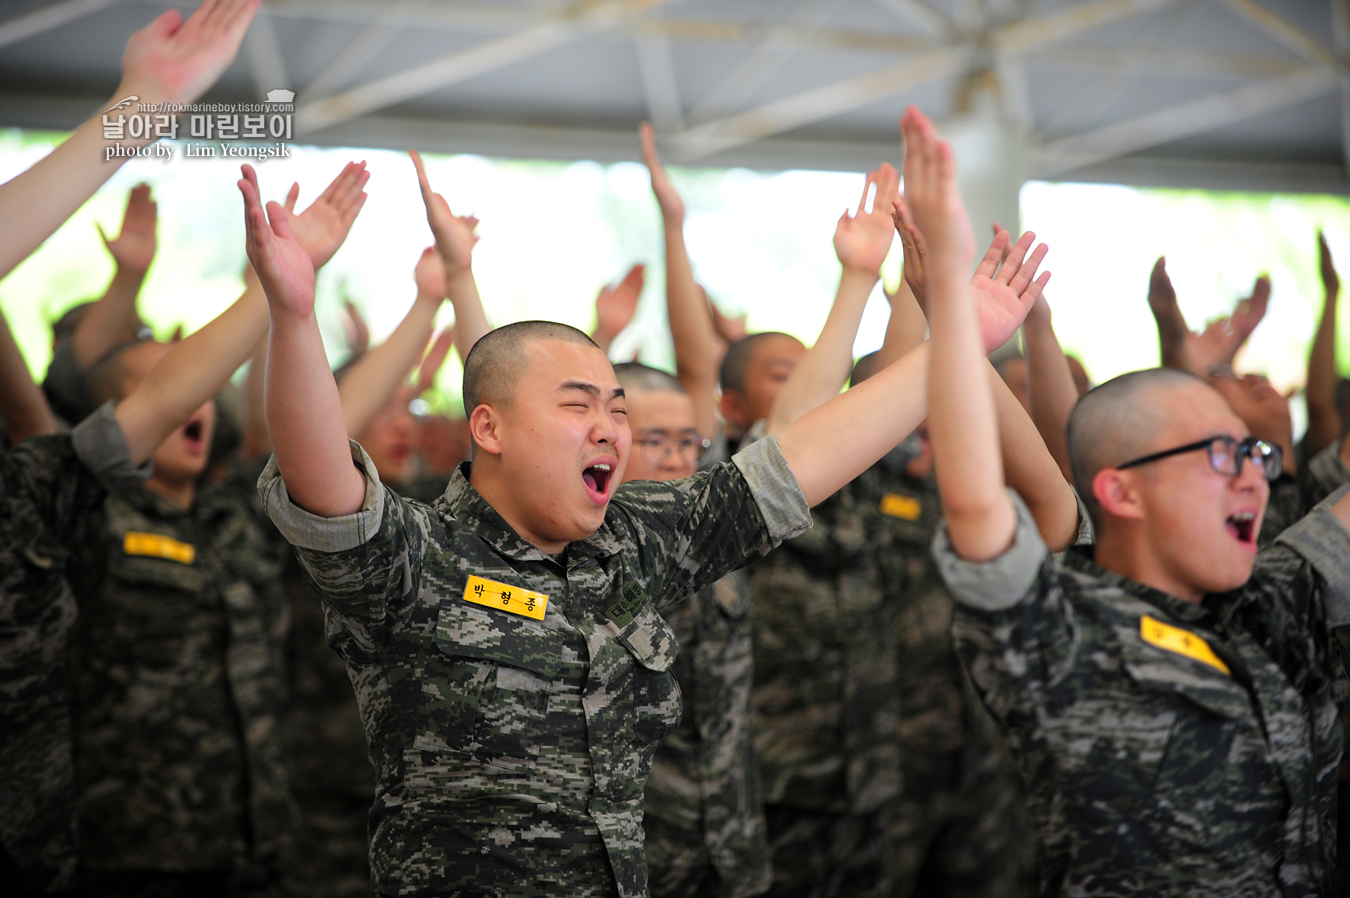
[[942, 489, 1350, 897], [0, 406, 149, 892], [258, 437, 810, 898]]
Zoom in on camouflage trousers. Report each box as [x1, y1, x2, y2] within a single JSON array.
[[761, 806, 891, 898], [285, 795, 372, 898], [76, 868, 285, 898], [887, 729, 1035, 898], [644, 813, 723, 898]]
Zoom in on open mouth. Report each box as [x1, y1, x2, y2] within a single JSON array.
[[183, 419, 204, 448], [582, 462, 613, 500], [1225, 510, 1256, 546]]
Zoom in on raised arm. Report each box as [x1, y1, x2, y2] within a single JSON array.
[[71, 183, 157, 368], [1149, 257, 1270, 376], [900, 109, 1015, 560], [641, 123, 721, 440], [1021, 294, 1079, 480], [873, 273, 928, 371], [0, 307, 58, 444], [1305, 231, 1342, 455], [114, 277, 267, 466], [240, 325, 269, 461], [893, 187, 1049, 356], [409, 151, 491, 362], [766, 164, 898, 435], [244, 169, 367, 516], [592, 264, 645, 356], [338, 247, 446, 437], [0, 0, 257, 280]]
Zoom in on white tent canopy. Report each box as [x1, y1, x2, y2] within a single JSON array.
[[0, 0, 1345, 194]]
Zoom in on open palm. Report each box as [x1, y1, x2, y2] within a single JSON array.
[[239, 165, 316, 320]]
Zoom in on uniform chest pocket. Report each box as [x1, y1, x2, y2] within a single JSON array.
[[423, 601, 564, 761], [616, 603, 682, 747]]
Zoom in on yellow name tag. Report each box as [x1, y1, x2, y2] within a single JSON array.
[[1140, 615, 1230, 675], [463, 575, 548, 621], [880, 493, 922, 521], [123, 531, 196, 565]]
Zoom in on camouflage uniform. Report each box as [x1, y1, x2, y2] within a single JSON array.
[[258, 437, 810, 898], [0, 405, 150, 894], [748, 459, 905, 898], [227, 456, 376, 898], [66, 471, 295, 894], [878, 471, 1035, 898], [941, 488, 1350, 897], [643, 568, 770, 898], [642, 442, 771, 898]]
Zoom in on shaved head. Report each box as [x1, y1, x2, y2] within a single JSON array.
[[1067, 367, 1211, 523], [850, 351, 881, 387], [87, 338, 168, 405], [720, 332, 796, 392], [462, 320, 600, 417], [613, 362, 686, 396]]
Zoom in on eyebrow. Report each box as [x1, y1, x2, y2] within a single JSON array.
[[558, 381, 625, 401]]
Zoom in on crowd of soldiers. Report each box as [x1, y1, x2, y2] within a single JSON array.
[[4, 3, 1350, 898]]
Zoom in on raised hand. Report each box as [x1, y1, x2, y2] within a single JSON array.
[[595, 264, 645, 346], [410, 150, 480, 275], [969, 226, 1050, 352], [343, 300, 370, 357], [834, 163, 899, 275], [640, 122, 685, 223], [239, 164, 316, 321], [99, 183, 157, 273], [414, 246, 448, 301], [896, 118, 1047, 353], [416, 327, 457, 395], [1321, 230, 1341, 297], [282, 162, 370, 270], [710, 300, 747, 345], [118, 0, 259, 108], [1226, 275, 1270, 355]]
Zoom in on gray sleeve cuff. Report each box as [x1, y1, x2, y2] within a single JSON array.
[[1071, 487, 1095, 547], [732, 434, 812, 542], [1275, 483, 1350, 628], [42, 337, 95, 425], [70, 401, 152, 490], [257, 439, 386, 552], [932, 488, 1048, 612], [1307, 440, 1350, 498]]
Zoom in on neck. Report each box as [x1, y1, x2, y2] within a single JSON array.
[[468, 459, 568, 555], [144, 471, 196, 510], [1093, 528, 1204, 604]]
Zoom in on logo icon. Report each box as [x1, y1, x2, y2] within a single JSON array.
[[265, 88, 295, 103], [106, 95, 138, 112]]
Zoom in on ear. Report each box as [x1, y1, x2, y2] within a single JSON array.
[[469, 404, 504, 457], [718, 389, 745, 428], [1093, 468, 1146, 522]]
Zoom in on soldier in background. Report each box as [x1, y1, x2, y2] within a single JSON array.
[[614, 362, 771, 898]]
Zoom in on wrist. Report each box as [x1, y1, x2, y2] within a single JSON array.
[[839, 264, 882, 281], [661, 209, 685, 228]]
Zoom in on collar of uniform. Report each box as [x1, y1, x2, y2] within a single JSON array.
[[119, 481, 195, 521], [1061, 546, 1214, 626], [436, 461, 624, 564]]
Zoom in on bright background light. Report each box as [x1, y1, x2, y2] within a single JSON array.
[[2, 128, 1349, 425]]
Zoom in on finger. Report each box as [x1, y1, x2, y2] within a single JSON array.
[[997, 230, 1036, 285], [973, 230, 1008, 281], [283, 182, 300, 214], [640, 122, 662, 172], [265, 200, 297, 242], [409, 150, 433, 196], [855, 170, 878, 218], [1025, 271, 1052, 306], [331, 161, 369, 210], [1009, 243, 1050, 296]]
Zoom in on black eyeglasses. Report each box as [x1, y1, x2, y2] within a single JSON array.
[[1116, 435, 1282, 481], [634, 433, 710, 467]]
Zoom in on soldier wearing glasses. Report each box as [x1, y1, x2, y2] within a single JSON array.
[[938, 367, 1350, 896], [613, 362, 772, 898]]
